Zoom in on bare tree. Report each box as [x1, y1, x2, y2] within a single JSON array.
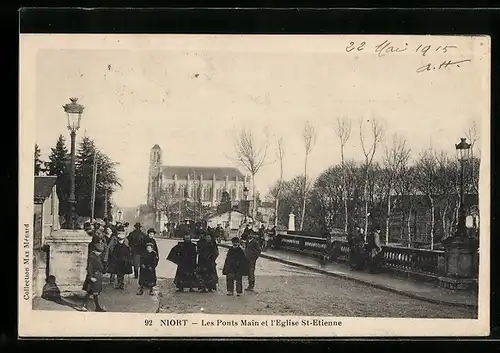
[[232, 128, 270, 219], [383, 134, 411, 245], [359, 117, 385, 237], [334, 116, 352, 233], [300, 121, 317, 231], [414, 149, 438, 250], [274, 137, 285, 226], [465, 119, 480, 195]]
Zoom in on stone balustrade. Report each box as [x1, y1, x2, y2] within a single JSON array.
[[271, 232, 477, 285]]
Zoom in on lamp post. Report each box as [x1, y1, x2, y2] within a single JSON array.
[[118, 210, 123, 222], [243, 186, 249, 223], [455, 137, 471, 238], [63, 97, 84, 230]]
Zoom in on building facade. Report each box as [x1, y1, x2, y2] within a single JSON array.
[[33, 176, 60, 297], [147, 144, 251, 208]]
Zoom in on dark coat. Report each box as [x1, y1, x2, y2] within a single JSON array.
[[138, 250, 159, 288], [223, 246, 249, 276], [83, 251, 104, 294], [128, 229, 147, 254], [197, 240, 219, 289], [108, 241, 133, 275], [245, 238, 262, 263], [169, 241, 199, 289]]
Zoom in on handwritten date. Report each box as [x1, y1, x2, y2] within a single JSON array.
[[345, 40, 457, 58], [416, 59, 471, 73]]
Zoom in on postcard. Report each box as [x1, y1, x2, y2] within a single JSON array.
[[19, 34, 490, 337]]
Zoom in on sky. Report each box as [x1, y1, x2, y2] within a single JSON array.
[[31, 35, 489, 209]]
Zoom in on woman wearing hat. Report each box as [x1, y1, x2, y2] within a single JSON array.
[[108, 226, 133, 290], [127, 222, 148, 279], [82, 243, 106, 312]]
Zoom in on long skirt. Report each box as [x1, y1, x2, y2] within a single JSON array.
[[173, 266, 199, 289], [139, 267, 157, 288], [197, 263, 218, 290]]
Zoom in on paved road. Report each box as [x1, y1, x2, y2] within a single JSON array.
[[155, 238, 476, 318]]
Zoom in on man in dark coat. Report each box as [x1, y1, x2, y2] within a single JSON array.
[[137, 242, 159, 295], [244, 231, 261, 291], [127, 222, 147, 278], [240, 224, 252, 243], [109, 227, 133, 289], [197, 234, 219, 293], [82, 243, 106, 312], [167, 235, 198, 292], [223, 237, 249, 296], [366, 226, 383, 274]]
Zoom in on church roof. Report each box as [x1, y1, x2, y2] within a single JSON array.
[[34, 176, 57, 203], [152, 144, 161, 150], [161, 166, 245, 181]]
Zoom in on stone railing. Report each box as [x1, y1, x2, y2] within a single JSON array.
[[272, 232, 450, 282]]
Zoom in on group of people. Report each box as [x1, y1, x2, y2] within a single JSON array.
[[347, 225, 383, 273], [167, 225, 263, 296], [82, 220, 160, 312]]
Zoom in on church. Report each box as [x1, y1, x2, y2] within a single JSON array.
[[147, 144, 251, 208]]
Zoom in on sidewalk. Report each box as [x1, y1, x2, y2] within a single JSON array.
[[219, 242, 478, 309], [32, 277, 160, 313]]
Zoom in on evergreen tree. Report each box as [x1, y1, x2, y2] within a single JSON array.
[[34, 144, 45, 175], [217, 191, 232, 214], [75, 136, 121, 218], [46, 135, 70, 217]]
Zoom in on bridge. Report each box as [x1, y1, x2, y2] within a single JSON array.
[[155, 235, 477, 318]]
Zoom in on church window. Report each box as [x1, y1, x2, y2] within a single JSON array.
[[231, 188, 237, 200]]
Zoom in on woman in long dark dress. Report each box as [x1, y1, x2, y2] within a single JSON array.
[[197, 234, 219, 293], [108, 231, 133, 290], [82, 243, 106, 312], [167, 235, 198, 292], [137, 242, 159, 295]]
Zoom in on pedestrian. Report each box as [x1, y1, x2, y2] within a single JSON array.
[[82, 242, 106, 312], [224, 224, 231, 242], [222, 237, 249, 296], [244, 231, 261, 292], [366, 226, 383, 274], [240, 224, 252, 243], [137, 242, 159, 296], [108, 226, 133, 290], [167, 235, 198, 292], [197, 233, 219, 293], [128, 222, 147, 279], [103, 226, 129, 284], [146, 228, 160, 257]]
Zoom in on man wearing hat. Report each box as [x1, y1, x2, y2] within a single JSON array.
[[108, 225, 133, 290], [82, 242, 106, 312], [127, 222, 148, 279]]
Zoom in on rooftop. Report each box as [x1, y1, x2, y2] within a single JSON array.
[[34, 176, 57, 202], [161, 166, 245, 181]]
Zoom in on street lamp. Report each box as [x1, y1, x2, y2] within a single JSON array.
[[118, 210, 123, 222], [455, 137, 471, 238], [63, 97, 84, 230], [243, 186, 249, 223]]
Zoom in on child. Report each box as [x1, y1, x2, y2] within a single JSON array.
[[137, 242, 159, 295], [82, 243, 106, 312], [42, 275, 61, 301], [222, 237, 249, 296]]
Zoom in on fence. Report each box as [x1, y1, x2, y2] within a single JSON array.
[[272, 232, 477, 283]]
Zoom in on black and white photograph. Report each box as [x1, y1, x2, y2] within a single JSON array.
[[19, 34, 490, 337]]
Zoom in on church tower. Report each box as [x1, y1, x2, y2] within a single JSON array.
[[147, 144, 163, 206]]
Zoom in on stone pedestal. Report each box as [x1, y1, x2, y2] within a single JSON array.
[[439, 236, 479, 290], [288, 213, 295, 232], [45, 230, 92, 295]]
